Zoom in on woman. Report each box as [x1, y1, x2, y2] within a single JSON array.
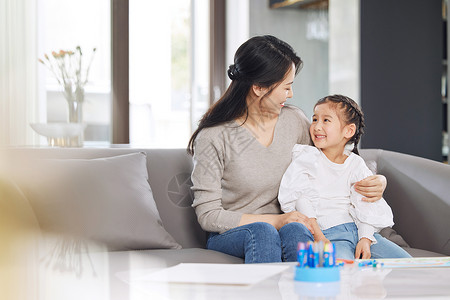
[[187, 35, 386, 263]]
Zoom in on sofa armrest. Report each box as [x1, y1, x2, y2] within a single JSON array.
[[361, 149, 450, 255]]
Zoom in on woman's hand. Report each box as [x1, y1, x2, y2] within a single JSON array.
[[239, 212, 313, 233], [275, 211, 314, 233], [355, 238, 372, 259], [354, 175, 387, 202]]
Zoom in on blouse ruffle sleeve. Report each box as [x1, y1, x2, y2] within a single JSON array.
[[278, 144, 320, 218], [348, 156, 394, 243]]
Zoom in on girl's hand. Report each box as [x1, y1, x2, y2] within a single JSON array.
[[355, 238, 372, 259], [316, 236, 330, 243], [309, 218, 328, 242], [354, 175, 387, 202], [276, 211, 314, 234]]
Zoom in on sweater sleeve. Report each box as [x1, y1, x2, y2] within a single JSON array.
[[191, 133, 243, 233], [348, 156, 394, 243], [278, 145, 320, 218]]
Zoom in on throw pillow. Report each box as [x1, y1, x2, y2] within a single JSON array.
[[18, 152, 181, 250]]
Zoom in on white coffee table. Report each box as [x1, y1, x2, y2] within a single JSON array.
[[30, 247, 450, 300], [122, 263, 450, 300]]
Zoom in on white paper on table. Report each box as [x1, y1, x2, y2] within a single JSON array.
[[133, 263, 290, 286]]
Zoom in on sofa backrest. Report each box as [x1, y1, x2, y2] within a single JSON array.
[[3, 147, 206, 249], [142, 148, 206, 248], [361, 149, 450, 256], [5, 147, 449, 254]]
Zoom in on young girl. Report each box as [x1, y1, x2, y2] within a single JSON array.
[[278, 94, 411, 260]]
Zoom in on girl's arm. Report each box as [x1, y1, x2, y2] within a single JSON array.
[[309, 218, 329, 242], [239, 212, 314, 233], [278, 145, 321, 217], [354, 174, 387, 202], [350, 157, 394, 233]]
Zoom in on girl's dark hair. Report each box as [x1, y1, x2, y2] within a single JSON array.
[[187, 35, 303, 155], [315, 94, 365, 155]]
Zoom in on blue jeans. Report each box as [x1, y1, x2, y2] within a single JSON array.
[[322, 222, 412, 260], [207, 222, 314, 263]]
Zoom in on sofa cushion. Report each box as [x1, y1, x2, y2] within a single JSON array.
[[17, 152, 181, 251], [379, 227, 410, 248], [403, 248, 446, 257]]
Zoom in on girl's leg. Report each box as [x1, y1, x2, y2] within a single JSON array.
[[370, 233, 412, 258], [278, 222, 314, 262], [206, 222, 282, 263], [323, 223, 359, 260]]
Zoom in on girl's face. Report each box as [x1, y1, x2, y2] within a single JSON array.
[[310, 102, 354, 154], [259, 63, 295, 115]]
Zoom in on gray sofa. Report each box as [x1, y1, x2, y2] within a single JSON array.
[[2, 147, 449, 269]]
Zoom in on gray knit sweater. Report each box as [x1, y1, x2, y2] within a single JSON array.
[[191, 105, 311, 233]]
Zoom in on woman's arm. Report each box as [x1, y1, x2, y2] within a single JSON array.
[[354, 174, 387, 202], [191, 133, 242, 233], [239, 212, 314, 233]]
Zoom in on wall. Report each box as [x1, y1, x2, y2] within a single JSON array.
[[328, 0, 359, 101], [360, 0, 443, 161], [248, 0, 329, 118]]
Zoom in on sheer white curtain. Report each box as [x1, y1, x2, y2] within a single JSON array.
[[0, 0, 40, 146]]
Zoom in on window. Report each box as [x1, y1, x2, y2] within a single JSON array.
[[38, 0, 209, 147], [129, 0, 209, 148], [39, 0, 111, 145]]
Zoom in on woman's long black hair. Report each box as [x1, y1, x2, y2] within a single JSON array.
[[187, 35, 303, 155]]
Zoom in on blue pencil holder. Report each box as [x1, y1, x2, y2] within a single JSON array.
[[294, 266, 340, 282]]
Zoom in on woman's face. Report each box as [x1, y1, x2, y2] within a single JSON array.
[[260, 63, 295, 115]]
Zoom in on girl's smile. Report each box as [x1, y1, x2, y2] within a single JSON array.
[[310, 102, 356, 163]]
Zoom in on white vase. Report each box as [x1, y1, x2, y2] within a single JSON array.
[[65, 86, 85, 146]]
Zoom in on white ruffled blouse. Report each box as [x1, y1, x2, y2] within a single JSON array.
[[278, 144, 394, 243]]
